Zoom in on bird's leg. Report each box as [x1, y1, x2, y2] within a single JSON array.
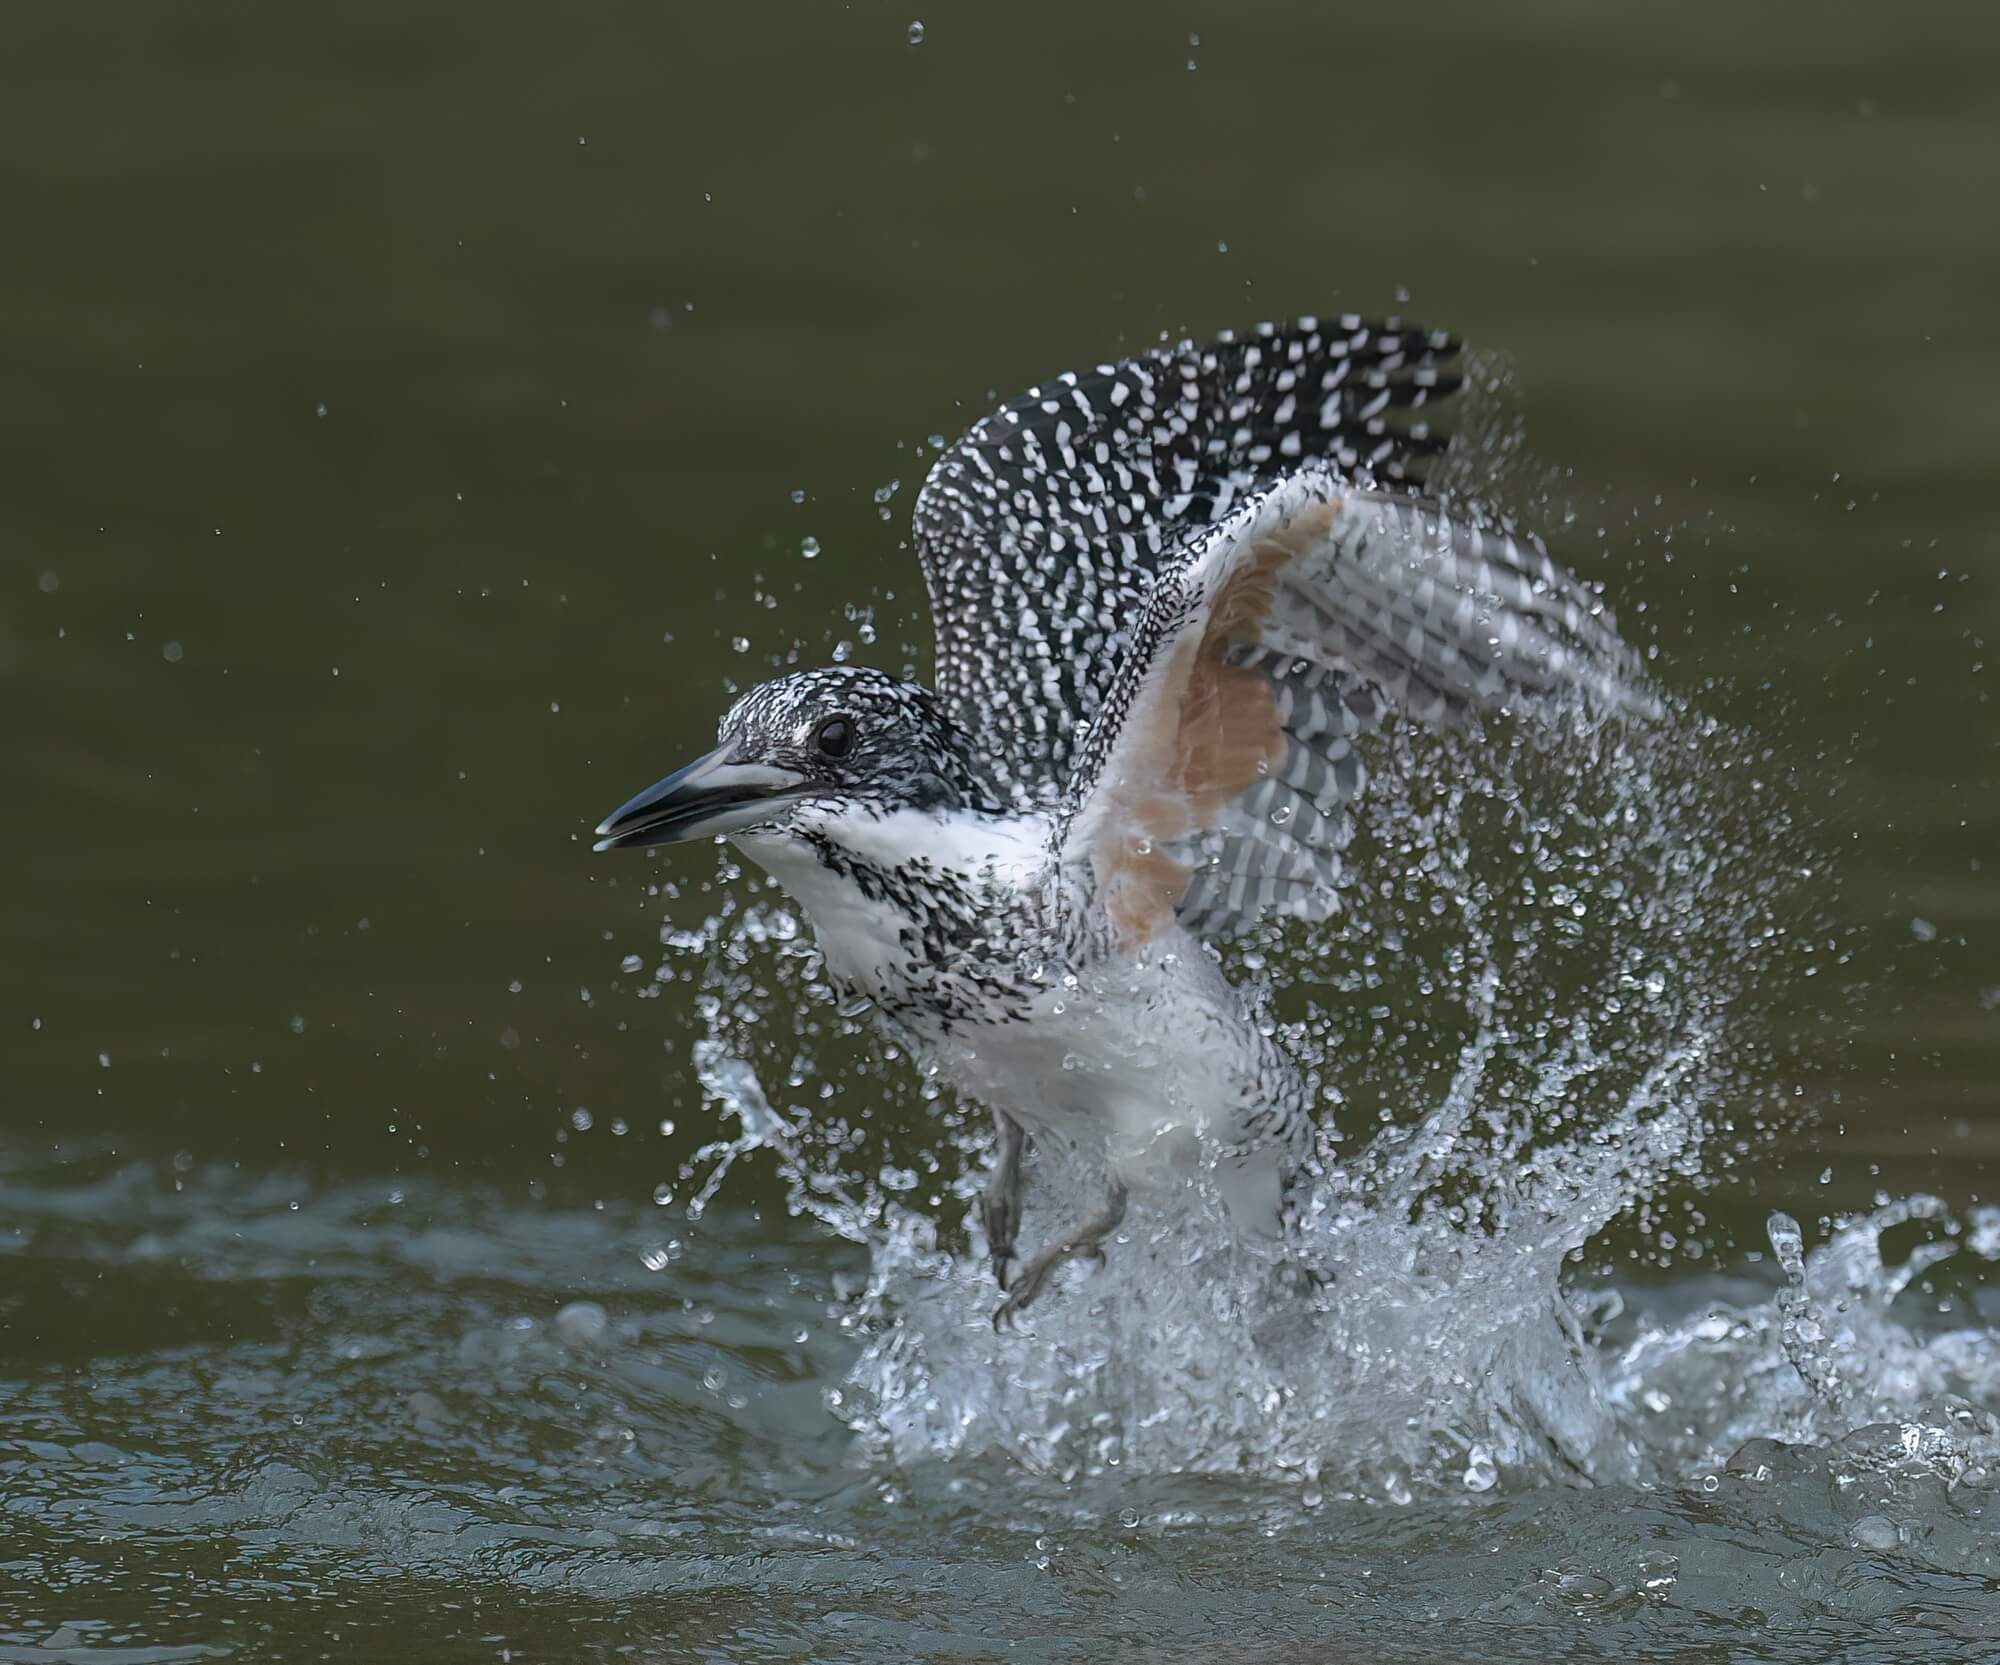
[[992, 1179, 1127, 1330], [1273, 1160, 1333, 1303], [982, 1111, 1026, 1290]]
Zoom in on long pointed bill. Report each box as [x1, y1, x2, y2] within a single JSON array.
[[592, 742, 808, 852]]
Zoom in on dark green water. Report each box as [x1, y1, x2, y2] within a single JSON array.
[[3, 3, 1998, 1659]]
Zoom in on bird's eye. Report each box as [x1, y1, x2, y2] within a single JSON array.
[[813, 717, 854, 759]]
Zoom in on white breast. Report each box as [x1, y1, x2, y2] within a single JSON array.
[[929, 939, 1270, 1174], [734, 805, 1291, 1219], [733, 805, 1049, 992]]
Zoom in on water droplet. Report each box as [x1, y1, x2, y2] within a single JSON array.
[[1851, 1514, 1899, 1551], [571, 1107, 593, 1131], [1909, 915, 1938, 942], [161, 641, 183, 663], [555, 1300, 608, 1343], [907, 19, 924, 44], [801, 536, 821, 560], [1767, 1211, 1806, 1280], [1768, 1211, 1844, 1405], [1462, 1446, 1497, 1491], [620, 953, 644, 974]]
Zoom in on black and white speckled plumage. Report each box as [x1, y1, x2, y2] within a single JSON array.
[[791, 830, 1044, 1031], [913, 315, 1460, 809], [719, 668, 1005, 821], [602, 313, 1647, 1318]]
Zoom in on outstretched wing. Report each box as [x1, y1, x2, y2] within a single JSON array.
[[911, 316, 1461, 808], [1054, 473, 1648, 949]]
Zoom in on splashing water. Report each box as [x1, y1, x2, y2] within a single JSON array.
[[637, 680, 1999, 1512]]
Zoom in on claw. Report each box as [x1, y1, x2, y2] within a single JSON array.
[[987, 1180, 1126, 1331], [990, 1263, 1045, 1331]]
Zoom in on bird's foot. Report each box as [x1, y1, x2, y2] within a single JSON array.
[[991, 1182, 1127, 1331], [983, 1178, 1021, 1291], [990, 1236, 1099, 1329]]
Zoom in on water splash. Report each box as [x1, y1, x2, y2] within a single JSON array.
[[689, 1038, 880, 1245], [1604, 1198, 2000, 1488], [629, 675, 1994, 1504], [1770, 1208, 1848, 1412]]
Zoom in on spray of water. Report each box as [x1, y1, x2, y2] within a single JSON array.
[[620, 434, 1995, 1507], [608, 669, 2000, 1509]]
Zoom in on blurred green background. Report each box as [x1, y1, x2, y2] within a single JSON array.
[[2, 0, 1994, 1214]]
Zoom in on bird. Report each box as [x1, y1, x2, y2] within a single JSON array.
[[593, 314, 1644, 1328]]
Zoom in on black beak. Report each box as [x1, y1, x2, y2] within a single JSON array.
[[592, 741, 808, 852]]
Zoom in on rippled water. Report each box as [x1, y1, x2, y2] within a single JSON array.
[[19, 697, 1977, 1663], [7, 1138, 2000, 1661]]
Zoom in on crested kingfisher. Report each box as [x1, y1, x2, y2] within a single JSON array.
[[595, 315, 1644, 1327]]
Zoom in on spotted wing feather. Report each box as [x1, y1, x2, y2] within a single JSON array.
[[1054, 473, 1647, 947], [912, 317, 1462, 808]]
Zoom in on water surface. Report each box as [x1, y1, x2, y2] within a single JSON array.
[[3, 2, 1998, 1659]]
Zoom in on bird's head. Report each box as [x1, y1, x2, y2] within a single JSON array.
[[593, 665, 979, 852]]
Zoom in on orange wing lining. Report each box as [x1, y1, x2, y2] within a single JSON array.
[[1095, 500, 1338, 948]]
